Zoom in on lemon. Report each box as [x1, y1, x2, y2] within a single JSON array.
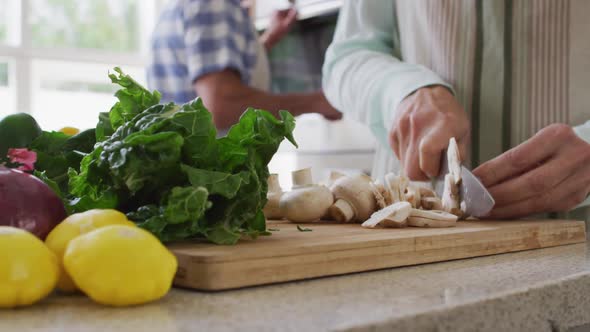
[[59, 127, 80, 136], [64, 225, 177, 307], [0, 226, 59, 308], [45, 209, 136, 292]]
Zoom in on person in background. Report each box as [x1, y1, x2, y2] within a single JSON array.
[[322, 2, 590, 220], [148, 0, 341, 130]]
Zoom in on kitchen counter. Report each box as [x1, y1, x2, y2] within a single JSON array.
[[3, 241, 590, 332]]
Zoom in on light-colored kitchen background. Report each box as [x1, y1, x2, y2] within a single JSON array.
[[0, 0, 376, 189]]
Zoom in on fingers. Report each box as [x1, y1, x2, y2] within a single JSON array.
[[275, 7, 297, 27], [285, 7, 298, 23], [322, 112, 342, 121], [389, 133, 401, 161], [486, 153, 575, 206], [486, 166, 590, 219], [418, 126, 453, 178], [473, 125, 567, 187], [405, 142, 428, 180]]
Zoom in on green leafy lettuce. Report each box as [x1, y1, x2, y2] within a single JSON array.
[[32, 67, 296, 244]]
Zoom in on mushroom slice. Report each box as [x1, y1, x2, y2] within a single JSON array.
[[419, 187, 436, 198], [442, 173, 462, 216], [370, 182, 388, 210], [405, 185, 421, 208], [421, 197, 443, 210], [408, 209, 458, 228], [362, 201, 412, 228], [447, 137, 462, 185], [460, 200, 468, 219], [377, 181, 393, 206], [385, 173, 408, 203]]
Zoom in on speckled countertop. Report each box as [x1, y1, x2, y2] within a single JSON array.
[[3, 241, 590, 332]]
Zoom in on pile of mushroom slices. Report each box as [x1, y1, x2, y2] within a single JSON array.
[[264, 138, 466, 229]]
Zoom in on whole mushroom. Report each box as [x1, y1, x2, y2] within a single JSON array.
[[329, 174, 377, 223], [279, 168, 334, 223]]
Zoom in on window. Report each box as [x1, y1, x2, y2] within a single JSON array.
[[30, 0, 141, 52], [0, 60, 15, 118], [31, 60, 146, 129], [0, 0, 160, 130]]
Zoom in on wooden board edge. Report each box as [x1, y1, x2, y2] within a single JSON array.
[[172, 222, 586, 290], [171, 220, 586, 263]]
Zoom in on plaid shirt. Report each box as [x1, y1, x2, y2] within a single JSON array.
[[148, 0, 259, 104]]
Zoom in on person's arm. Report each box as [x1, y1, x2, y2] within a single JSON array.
[[182, 0, 340, 129], [322, 2, 468, 180], [195, 69, 339, 129]]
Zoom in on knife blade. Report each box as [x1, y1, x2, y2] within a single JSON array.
[[432, 151, 495, 217]]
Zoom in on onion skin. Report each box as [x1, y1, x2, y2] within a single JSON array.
[[0, 167, 67, 239]]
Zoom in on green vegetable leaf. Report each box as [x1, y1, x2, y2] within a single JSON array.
[[95, 112, 114, 142], [164, 186, 211, 224], [107, 67, 161, 133], [181, 165, 249, 199], [297, 225, 312, 232]]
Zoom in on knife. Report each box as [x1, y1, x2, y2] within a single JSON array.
[[432, 151, 495, 218]]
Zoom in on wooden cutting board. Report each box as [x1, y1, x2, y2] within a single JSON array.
[[169, 219, 586, 291]]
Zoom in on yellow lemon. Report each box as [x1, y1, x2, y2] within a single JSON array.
[[59, 127, 80, 136], [0, 226, 59, 308], [64, 225, 177, 307], [45, 209, 136, 292]]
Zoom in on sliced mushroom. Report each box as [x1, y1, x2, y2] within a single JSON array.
[[385, 173, 409, 203], [419, 187, 436, 198], [460, 200, 467, 218], [421, 197, 443, 210], [447, 137, 462, 185], [408, 209, 458, 228], [370, 182, 388, 209], [329, 174, 377, 223], [362, 201, 412, 228], [279, 169, 334, 223], [405, 185, 421, 208], [441, 173, 462, 216], [263, 174, 283, 220], [375, 181, 393, 205]]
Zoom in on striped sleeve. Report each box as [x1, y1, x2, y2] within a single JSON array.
[[182, 0, 258, 84]]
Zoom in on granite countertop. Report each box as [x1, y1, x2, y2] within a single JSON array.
[[2, 241, 590, 332]]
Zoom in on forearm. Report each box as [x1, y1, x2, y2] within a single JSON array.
[[210, 88, 320, 129], [195, 71, 321, 129]]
